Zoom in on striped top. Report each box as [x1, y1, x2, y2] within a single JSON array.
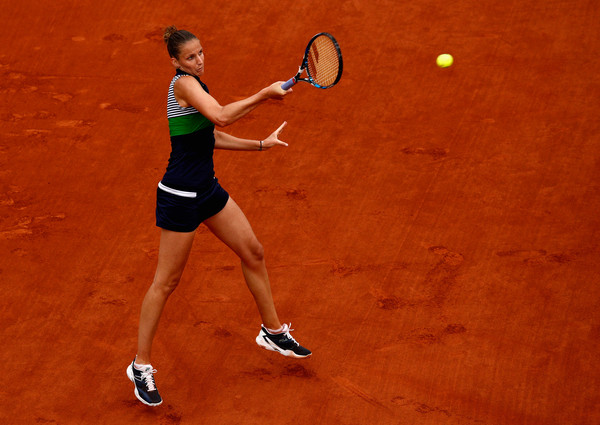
[[160, 70, 217, 191], [167, 70, 213, 136]]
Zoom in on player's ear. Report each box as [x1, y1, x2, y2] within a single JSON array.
[[170, 56, 180, 69]]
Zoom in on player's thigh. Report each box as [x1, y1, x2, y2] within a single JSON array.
[[203, 197, 263, 262], [154, 228, 196, 286]]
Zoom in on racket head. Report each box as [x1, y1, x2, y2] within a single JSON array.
[[303, 32, 343, 89]]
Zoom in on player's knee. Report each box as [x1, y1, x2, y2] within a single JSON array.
[[153, 274, 181, 296], [244, 239, 264, 265]]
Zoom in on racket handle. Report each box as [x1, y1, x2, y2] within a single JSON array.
[[281, 78, 296, 90]]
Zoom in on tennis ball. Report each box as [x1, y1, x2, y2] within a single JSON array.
[[436, 54, 453, 68]]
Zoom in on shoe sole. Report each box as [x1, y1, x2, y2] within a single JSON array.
[[126, 364, 163, 407], [255, 335, 311, 359]]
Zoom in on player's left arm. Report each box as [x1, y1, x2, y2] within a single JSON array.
[[214, 122, 288, 151]]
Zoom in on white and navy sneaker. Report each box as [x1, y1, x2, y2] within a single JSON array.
[[126, 360, 163, 406], [255, 323, 312, 358]]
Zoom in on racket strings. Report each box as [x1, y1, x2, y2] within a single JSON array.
[[307, 36, 341, 87]]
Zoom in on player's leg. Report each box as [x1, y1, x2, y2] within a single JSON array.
[[204, 197, 311, 358], [128, 228, 196, 406], [203, 197, 281, 330], [136, 228, 196, 364]]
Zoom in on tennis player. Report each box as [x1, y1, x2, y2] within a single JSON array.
[[126, 26, 311, 407]]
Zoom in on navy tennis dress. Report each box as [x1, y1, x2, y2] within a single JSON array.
[[156, 69, 229, 232]]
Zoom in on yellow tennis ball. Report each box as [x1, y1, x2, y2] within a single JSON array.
[[436, 54, 453, 68]]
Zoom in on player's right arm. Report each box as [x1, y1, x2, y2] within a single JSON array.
[[173, 77, 290, 127]]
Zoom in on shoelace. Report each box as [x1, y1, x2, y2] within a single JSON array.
[[283, 323, 300, 347], [139, 368, 158, 391]]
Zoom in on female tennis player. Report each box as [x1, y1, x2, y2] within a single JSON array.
[[126, 26, 311, 407]]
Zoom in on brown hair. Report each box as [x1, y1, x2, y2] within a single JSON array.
[[163, 26, 198, 59]]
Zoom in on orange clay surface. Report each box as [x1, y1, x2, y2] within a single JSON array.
[[1, 1, 599, 424]]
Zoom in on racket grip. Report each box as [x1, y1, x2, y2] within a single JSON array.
[[281, 78, 296, 90]]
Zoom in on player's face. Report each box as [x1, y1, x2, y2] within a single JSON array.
[[173, 38, 204, 77]]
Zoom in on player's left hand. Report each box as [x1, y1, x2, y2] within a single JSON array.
[[261, 121, 288, 150]]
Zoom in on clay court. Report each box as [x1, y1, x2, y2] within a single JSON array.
[[1, 0, 599, 424]]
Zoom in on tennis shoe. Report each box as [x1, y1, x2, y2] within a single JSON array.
[[256, 323, 311, 358], [126, 359, 163, 406]]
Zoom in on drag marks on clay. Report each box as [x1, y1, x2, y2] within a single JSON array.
[[332, 263, 376, 278], [99, 102, 148, 114], [244, 364, 315, 381], [332, 376, 393, 414], [101, 27, 164, 46], [253, 187, 309, 203], [127, 28, 166, 45], [272, 259, 407, 281], [161, 405, 183, 424], [0, 71, 28, 95], [55, 119, 95, 128], [283, 364, 315, 379], [85, 273, 133, 306], [144, 27, 165, 43], [162, 412, 183, 425], [399, 324, 467, 346], [330, 260, 407, 278], [377, 297, 407, 310], [213, 327, 232, 338], [200, 265, 235, 273], [0, 69, 82, 137], [0, 213, 66, 240], [34, 417, 58, 424], [83, 269, 135, 308], [244, 367, 274, 381], [192, 321, 232, 338], [496, 249, 547, 258], [187, 294, 232, 304], [120, 401, 182, 424], [0, 68, 80, 107], [17, 129, 51, 144], [1, 110, 56, 123], [496, 249, 576, 265], [0, 187, 28, 208], [103, 33, 126, 42], [415, 246, 463, 308], [285, 189, 307, 201], [428, 246, 465, 266], [1, 110, 74, 146], [120, 400, 139, 408], [375, 323, 467, 353], [401, 147, 448, 160], [51, 93, 73, 103], [375, 246, 464, 310], [392, 396, 450, 417], [142, 247, 158, 261], [87, 289, 127, 306], [391, 396, 486, 424]]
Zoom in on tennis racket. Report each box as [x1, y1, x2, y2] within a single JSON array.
[[281, 32, 343, 90]]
